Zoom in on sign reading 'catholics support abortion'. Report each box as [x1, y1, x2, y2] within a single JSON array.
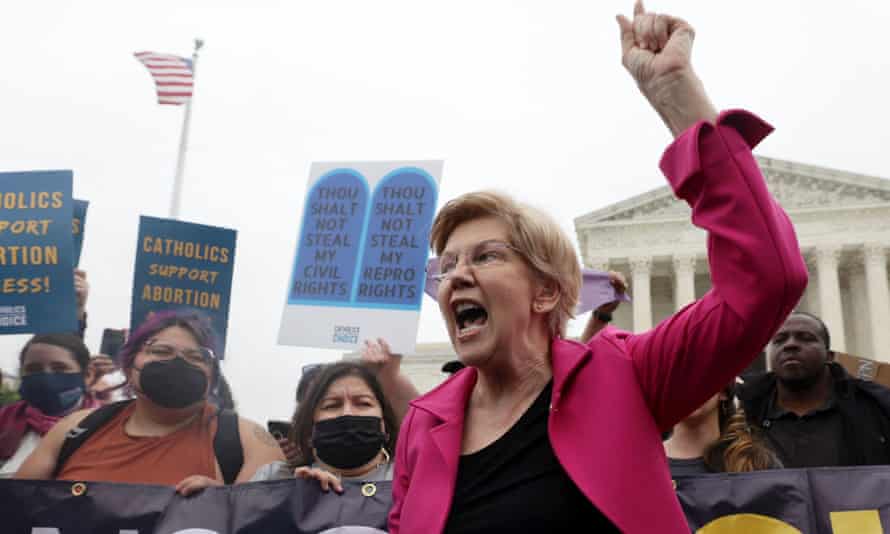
[[0, 170, 76, 334], [279, 161, 442, 353], [131, 216, 237, 357]]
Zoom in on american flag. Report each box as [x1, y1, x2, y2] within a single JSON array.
[[133, 51, 194, 105]]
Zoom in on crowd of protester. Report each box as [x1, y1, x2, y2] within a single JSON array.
[[2, 2, 890, 533]]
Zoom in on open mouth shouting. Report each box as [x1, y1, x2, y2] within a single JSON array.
[[453, 300, 489, 340]]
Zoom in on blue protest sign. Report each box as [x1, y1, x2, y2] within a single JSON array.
[[356, 167, 437, 307], [289, 169, 368, 304], [0, 170, 76, 334], [279, 161, 442, 353], [72, 199, 88, 267], [131, 216, 237, 357]]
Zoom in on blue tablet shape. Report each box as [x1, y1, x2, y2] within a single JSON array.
[[355, 167, 437, 308], [289, 169, 369, 304]]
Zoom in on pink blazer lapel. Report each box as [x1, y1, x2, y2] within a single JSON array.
[[550, 337, 593, 403], [409, 368, 478, 532]]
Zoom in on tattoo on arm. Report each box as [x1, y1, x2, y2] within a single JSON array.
[[253, 425, 281, 448]]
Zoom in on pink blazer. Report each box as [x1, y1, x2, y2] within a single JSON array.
[[389, 110, 809, 534]]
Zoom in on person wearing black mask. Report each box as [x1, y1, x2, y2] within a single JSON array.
[[250, 362, 399, 493], [0, 334, 104, 477], [14, 310, 284, 493]]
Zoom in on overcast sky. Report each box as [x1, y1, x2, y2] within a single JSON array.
[[1, 0, 888, 423]]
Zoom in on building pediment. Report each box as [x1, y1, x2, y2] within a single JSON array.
[[575, 156, 890, 226]]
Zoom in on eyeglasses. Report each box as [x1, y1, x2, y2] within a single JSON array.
[[143, 341, 215, 366], [428, 240, 522, 283]]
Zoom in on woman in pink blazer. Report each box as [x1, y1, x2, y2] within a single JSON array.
[[389, 2, 808, 533]]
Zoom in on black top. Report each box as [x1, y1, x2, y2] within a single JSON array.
[[443, 382, 619, 533], [762, 392, 844, 468], [738, 363, 890, 467]]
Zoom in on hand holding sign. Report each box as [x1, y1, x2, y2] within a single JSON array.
[[361, 337, 403, 378], [596, 271, 628, 315], [72, 199, 88, 266], [74, 268, 88, 321]]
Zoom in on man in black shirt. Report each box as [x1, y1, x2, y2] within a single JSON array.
[[738, 311, 890, 468]]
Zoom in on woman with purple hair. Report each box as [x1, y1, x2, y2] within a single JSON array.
[[15, 310, 284, 494]]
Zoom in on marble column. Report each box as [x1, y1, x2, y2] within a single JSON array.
[[846, 259, 870, 358], [815, 246, 847, 353], [798, 256, 821, 315], [864, 244, 890, 362], [672, 254, 697, 311], [629, 256, 652, 333], [579, 234, 590, 265]]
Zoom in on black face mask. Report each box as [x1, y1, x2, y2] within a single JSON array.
[[137, 357, 208, 409], [311, 415, 385, 470]]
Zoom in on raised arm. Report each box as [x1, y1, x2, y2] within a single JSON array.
[[361, 338, 420, 424], [617, 1, 717, 137], [615, 2, 808, 429], [74, 269, 89, 337]]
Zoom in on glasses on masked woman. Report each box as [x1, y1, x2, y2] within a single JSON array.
[[142, 341, 215, 367]]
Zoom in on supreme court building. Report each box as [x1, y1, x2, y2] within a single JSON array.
[[574, 156, 890, 362]]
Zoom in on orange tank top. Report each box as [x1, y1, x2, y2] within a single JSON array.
[[57, 402, 219, 486]]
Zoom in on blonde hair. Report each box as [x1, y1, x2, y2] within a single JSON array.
[[430, 190, 581, 338]]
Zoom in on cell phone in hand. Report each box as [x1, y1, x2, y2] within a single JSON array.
[[267, 420, 293, 441], [100, 328, 127, 364]]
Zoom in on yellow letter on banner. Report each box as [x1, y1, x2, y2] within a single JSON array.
[[830, 510, 883, 534], [697, 513, 802, 534]]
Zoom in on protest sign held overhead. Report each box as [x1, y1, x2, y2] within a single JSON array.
[[72, 199, 88, 267], [0, 170, 76, 334], [279, 161, 442, 353], [131, 215, 237, 356]]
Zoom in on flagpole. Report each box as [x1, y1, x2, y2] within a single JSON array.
[[170, 38, 204, 219]]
